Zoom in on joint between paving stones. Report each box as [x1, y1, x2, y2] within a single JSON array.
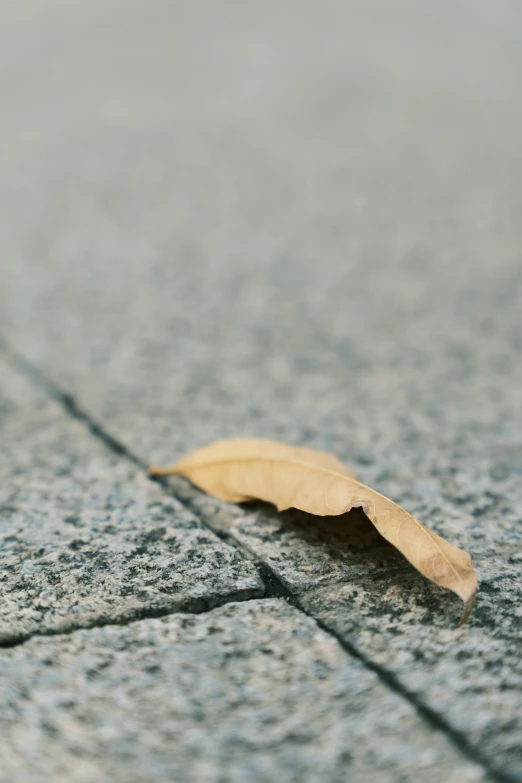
[[0, 591, 267, 650], [0, 336, 514, 783]]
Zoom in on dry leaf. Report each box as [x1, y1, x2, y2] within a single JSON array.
[[149, 438, 477, 624]]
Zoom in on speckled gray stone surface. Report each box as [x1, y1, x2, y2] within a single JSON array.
[[0, 359, 263, 642], [164, 479, 522, 778], [1, 1, 522, 780], [0, 599, 486, 783]]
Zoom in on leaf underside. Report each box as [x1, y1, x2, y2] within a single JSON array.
[[149, 438, 477, 624]]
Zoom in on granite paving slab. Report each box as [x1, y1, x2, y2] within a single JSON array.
[[0, 599, 486, 783], [157, 475, 522, 781], [0, 358, 263, 643]]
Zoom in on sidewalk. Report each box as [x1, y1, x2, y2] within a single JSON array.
[[1, 2, 521, 781]]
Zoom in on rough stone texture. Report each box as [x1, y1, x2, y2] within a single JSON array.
[[166, 481, 522, 778], [1, 1, 522, 780], [0, 599, 485, 783], [303, 582, 522, 778], [0, 359, 263, 642]]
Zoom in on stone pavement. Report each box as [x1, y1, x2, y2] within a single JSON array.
[[1, 1, 521, 781]]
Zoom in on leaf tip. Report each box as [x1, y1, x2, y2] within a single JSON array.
[[457, 588, 477, 628]]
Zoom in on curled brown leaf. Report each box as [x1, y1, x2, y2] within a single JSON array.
[[149, 438, 477, 623]]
